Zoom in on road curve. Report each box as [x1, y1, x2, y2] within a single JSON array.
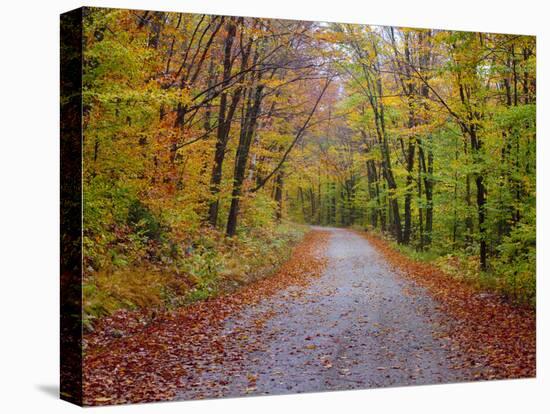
[[177, 227, 475, 400]]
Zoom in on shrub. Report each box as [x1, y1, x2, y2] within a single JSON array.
[[127, 199, 163, 241], [494, 221, 536, 305]]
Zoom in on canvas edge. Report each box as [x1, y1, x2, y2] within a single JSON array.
[[60, 6, 84, 407]]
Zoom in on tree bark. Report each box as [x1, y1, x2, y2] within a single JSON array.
[[207, 19, 249, 227], [226, 81, 264, 236]]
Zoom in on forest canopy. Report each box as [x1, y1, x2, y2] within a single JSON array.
[[82, 8, 536, 321]]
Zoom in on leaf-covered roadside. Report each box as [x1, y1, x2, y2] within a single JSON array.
[[83, 230, 330, 406], [361, 231, 535, 380]]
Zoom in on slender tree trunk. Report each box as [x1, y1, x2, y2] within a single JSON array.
[[308, 187, 316, 223], [274, 171, 284, 222], [417, 149, 424, 251], [366, 159, 378, 228], [475, 172, 488, 271], [403, 135, 416, 244], [298, 187, 307, 221], [317, 166, 322, 224], [425, 138, 433, 245], [418, 137, 433, 247]]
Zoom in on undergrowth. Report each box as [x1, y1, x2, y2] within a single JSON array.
[[83, 222, 306, 330], [361, 227, 535, 307]]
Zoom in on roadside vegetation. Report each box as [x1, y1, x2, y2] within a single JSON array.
[[83, 195, 306, 329], [356, 226, 535, 306]]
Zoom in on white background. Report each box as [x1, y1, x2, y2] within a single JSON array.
[[0, 0, 547, 412]]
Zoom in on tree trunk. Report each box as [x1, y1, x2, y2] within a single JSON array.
[[403, 135, 416, 244], [274, 171, 284, 222], [226, 82, 264, 236], [418, 137, 433, 246], [207, 20, 241, 227]]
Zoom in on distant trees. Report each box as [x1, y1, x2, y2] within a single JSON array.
[[285, 26, 535, 299]]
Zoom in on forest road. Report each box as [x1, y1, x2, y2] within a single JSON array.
[[177, 227, 475, 400]]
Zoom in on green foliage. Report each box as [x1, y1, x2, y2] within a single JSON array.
[[242, 193, 278, 231], [83, 177, 135, 269], [127, 200, 162, 241], [180, 247, 223, 302], [494, 220, 536, 305]]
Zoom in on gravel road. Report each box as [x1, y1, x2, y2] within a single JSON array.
[[177, 227, 475, 400]]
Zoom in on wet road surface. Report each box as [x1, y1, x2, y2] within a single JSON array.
[[177, 227, 474, 400]]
